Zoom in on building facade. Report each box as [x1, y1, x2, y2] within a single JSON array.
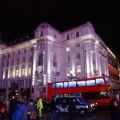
[[0, 22, 119, 99]]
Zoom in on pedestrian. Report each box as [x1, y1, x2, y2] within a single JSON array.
[[0, 99, 7, 120], [68, 98, 76, 120], [115, 93, 120, 110], [110, 99, 120, 120], [50, 96, 57, 120], [37, 97, 43, 118], [12, 98, 28, 120], [10, 97, 19, 120]]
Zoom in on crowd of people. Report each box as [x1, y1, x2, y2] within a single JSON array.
[[0, 94, 120, 120]]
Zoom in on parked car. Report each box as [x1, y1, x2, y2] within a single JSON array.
[[55, 97, 97, 114]]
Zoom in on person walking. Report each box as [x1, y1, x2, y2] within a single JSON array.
[[12, 98, 28, 120], [68, 98, 76, 120], [110, 99, 120, 120], [0, 100, 7, 120], [50, 96, 57, 120], [37, 97, 43, 118]]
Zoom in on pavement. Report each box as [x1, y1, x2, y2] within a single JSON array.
[[4, 108, 111, 120]]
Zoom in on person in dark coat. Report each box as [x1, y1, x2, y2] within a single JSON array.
[[50, 96, 57, 120], [110, 100, 120, 120], [68, 98, 76, 120], [10, 98, 19, 120], [1, 100, 7, 120]]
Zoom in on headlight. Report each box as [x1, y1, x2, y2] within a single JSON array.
[[96, 103, 97, 105], [86, 105, 88, 108], [90, 104, 93, 107], [92, 104, 94, 106]]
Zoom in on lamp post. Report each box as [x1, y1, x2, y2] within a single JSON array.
[[67, 71, 78, 81]]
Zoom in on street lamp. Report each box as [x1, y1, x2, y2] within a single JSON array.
[[67, 71, 78, 81]]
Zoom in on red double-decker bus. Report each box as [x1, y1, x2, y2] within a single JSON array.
[[47, 76, 114, 107]]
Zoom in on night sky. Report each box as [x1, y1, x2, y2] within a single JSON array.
[[0, 0, 120, 58]]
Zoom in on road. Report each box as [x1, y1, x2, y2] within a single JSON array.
[[5, 108, 110, 120], [44, 108, 110, 120]]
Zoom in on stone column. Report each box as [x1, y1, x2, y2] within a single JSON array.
[[83, 41, 93, 78], [31, 44, 39, 99]]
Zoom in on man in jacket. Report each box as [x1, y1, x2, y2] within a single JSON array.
[[50, 96, 57, 120], [68, 98, 76, 120], [37, 97, 43, 118], [12, 98, 27, 120]]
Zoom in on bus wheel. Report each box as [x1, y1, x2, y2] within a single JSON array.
[[79, 109, 85, 114]]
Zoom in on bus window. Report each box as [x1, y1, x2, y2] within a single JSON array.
[[82, 92, 90, 99], [90, 92, 110, 99], [56, 94, 63, 98], [69, 81, 76, 87], [86, 80, 95, 86], [96, 78, 104, 85], [64, 94, 69, 97], [77, 81, 85, 87], [56, 82, 63, 88], [64, 82, 69, 88], [52, 83, 56, 88]]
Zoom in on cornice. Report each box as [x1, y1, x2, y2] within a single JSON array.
[[63, 34, 99, 45]]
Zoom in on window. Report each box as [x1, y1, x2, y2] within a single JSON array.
[[76, 44, 80, 49], [2, 63, 4, 68], [23, 58, 25, 63], [90, 91, 110, 99], [17, 59, 19, 65], [69, 81, 76, 87], [64, 82, 69, 88], [18, 51, 20, 55], [12, 60, 14, 66], [82, 92, 90, 99], [8, 54, 10, 58], [96, 78, 105, 85], [66, 47, 70, 52], [38, 54, 43, 66], [3, 55, 5, 59], [53, 55, 57, 67], [29, 79, 31, 86], [30, 56, 33, 62], [66, 67, 71, 75], [37, 66, 43, 73], [6, 69, 8, 78], [28, 68, 32, 75], [30, 48, 33, 52], [40, 31, 43, 37], [77, 81, 86, 87], [66, 35, 69, 40], [86, 80, 95, 86], [54, 34, 56, 38], [25, 79, 28, 86], [7, 61, 9, 67], [67, 55, 70, 62], [76, 53, 80, 60], [52, 83, 56, 88], [56, 82, 63, 88], [24, 49, 26, 54], [22, 69, 25, 76], [16, 70, 19, 77], [21, 80, 24, 86], [76, 32, 79, 37], [77, 66, 81, 73]]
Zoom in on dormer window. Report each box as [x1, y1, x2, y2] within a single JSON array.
[[40, 31, 43, 37], [54, 34, 56, 38], [76, 32, 79, 37], [66, 35, 69, 40]]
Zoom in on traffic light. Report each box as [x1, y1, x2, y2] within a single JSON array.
[[15, 91, 18, 96], [43, 87, 46, 93]]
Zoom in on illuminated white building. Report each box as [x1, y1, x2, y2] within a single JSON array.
[[0, 22, 119, 99]]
